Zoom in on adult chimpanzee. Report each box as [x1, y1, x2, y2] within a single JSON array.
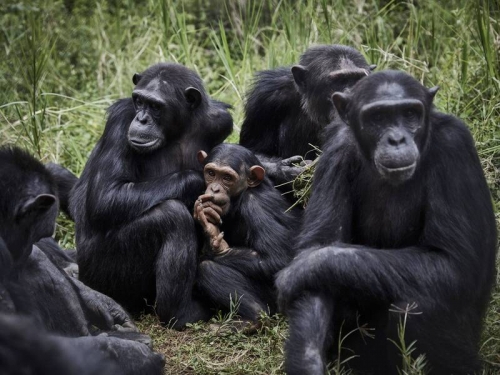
[[240, 44, 375, 185], [0, 146, 164, 374], [69, 63, 233, 329], [193, 144, 298, 324], [276, 71, 497, 375]]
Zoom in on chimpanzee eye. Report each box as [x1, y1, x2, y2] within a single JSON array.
[[207, 170, 215, 177], [135, 97, 143, 108], [404, 109, 418, 120], [150, 102, 160, 111], [223, 174, 232, 182], [372, 112, 385, 123]]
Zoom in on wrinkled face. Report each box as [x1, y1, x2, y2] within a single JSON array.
[[128, 75, 201, 153], [360, 96, 424, 183], [292, 58, 374, 125], [203, 162, 247, 215], [334, 77, 434, 185]]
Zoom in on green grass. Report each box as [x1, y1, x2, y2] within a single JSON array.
[[1, 0, 499, 373]]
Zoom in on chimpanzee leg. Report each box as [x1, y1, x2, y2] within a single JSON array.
[[285, 293, 334, 375], [154, 200, 210, 329], [197, 259, 269, 321]]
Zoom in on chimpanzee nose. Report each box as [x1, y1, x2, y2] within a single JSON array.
[[210, 184, 221, 193], [387, 131, 406, 147], [137, 112, 148, 125]]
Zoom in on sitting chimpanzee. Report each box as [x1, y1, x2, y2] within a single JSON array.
[[193, 144, 299, 325], [276, 71, 498, 375], [0, 146, 164, 374], [68, 63, 233, 329], [240, 44, 375, 186]]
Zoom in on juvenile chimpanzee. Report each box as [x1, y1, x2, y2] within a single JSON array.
[[193, 144, 298, 324], [0, 146, 164, 374], [240, 44, 375, 185], [69, 63, 233, 328], [276, 71, 497, 375]]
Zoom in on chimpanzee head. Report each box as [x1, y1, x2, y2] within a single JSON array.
[[291, 45, 376, 125], [0, 147, 58, 263], [332, 70, 439, 184], [128, 63, 209, 153], [197, 144, 265, 216]]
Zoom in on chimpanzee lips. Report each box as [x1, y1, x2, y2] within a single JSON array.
[[128, 137, 160, 151], [375, 160, 417, 183]]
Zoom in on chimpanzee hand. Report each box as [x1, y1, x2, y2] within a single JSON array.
[[262, 155, 312, 184], [210, 231, 230, 255], [194, 199, 230, 254], [79, 283, 138, 332], [276, 246, 337, 312], [195, 193, 223, 225]]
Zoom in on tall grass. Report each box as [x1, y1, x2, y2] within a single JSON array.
[[1, 0, 499, 373]]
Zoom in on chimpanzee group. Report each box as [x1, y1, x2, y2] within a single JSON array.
[[2, 44, 496, 375]]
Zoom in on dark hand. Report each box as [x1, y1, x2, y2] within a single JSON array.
[[81, 287, 137, 332]]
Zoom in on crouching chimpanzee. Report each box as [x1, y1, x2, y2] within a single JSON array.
[[240, 44, 375, 187], [193, 144, 299, 325], [0, 146, 164, 374], [276, 71, 497, 375], [69, 63, 233, 329]]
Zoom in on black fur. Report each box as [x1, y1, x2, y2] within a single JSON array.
[[0, 146, 164, 374], [69, 63, 233, 328], [197, 144, 299, 320], [240, 45, 372, 189], [276, 71, 497, 374]]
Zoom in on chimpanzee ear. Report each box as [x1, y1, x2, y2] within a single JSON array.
[[248, 166, 265, 188], [197, 150, 208, 165], [132, 73, 142, 85], [185, 87, 202, 110], [16, 194, 57, 221], [332, 92, 351, 123], [369, 64, 377, 71], [428, 86, 439, 101], [291, 65, 308, 92]]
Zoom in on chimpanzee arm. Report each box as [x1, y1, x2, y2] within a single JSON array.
[[45, 162, 78, 218], [87, 170, 204, 227], [277, 119, 497, 309], [257, 154, 308, 185], [296, 123, 357, 250], [215, 183, 299, 279]]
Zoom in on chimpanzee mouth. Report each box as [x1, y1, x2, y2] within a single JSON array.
[[128, 138, 159, 150], [375, 160, 417, 182]]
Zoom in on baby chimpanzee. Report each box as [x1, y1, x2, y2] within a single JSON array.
[[193, 144, 299, 326]]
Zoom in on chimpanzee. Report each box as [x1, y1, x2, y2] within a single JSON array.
[[276, 71, 497, 375], [68, 63, 233, 328], [240, 44, 375, 185], [193, 144, 299, 324], [0, 146, 164, 374]]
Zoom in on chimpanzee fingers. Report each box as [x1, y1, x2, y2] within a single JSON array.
[[110, 306, 138, 332], [195, 202, 209, 227], [212, 232, 225, 249], [201, 201, 223, 214], [203, 206, 222, 225], [281, 165, 306, 179], [281, 155, 303, 166], [299, 159, 313, 166], [198, 193, 215, 203]]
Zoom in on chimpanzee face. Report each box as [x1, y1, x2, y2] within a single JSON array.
[[198, 150, 265, 216], [203, 162, 245, 215], [333, 71, 438, 184], [291, 57, 374, 125], [128, 73, 202, 153]]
